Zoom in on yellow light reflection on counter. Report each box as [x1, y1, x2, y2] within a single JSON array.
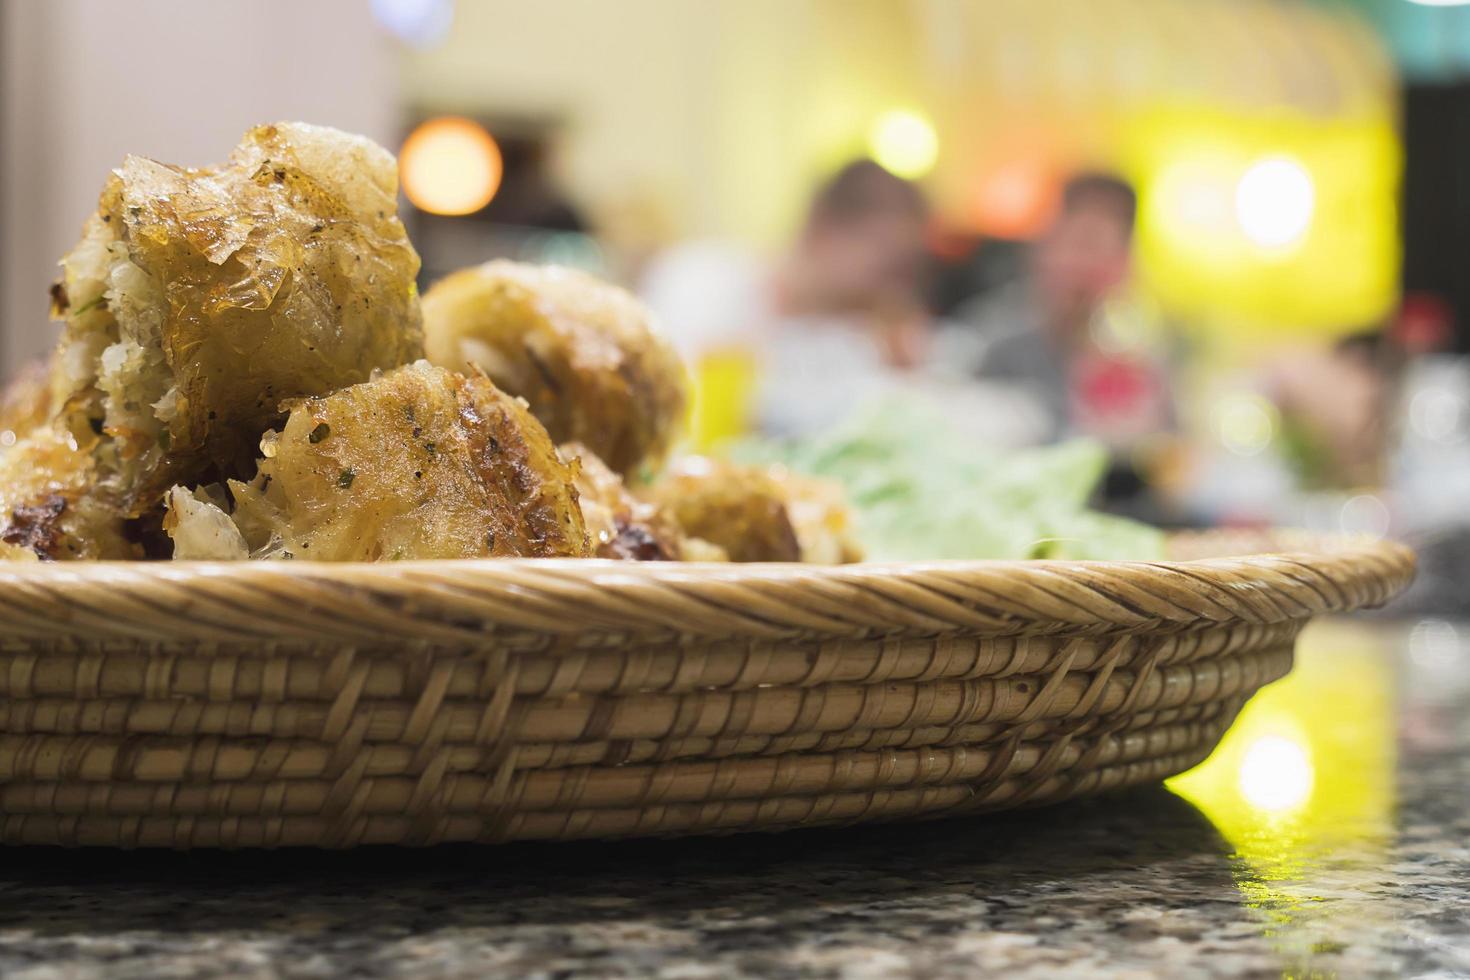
[[1167, 620, 1396, 965], [1168, 620, 1394, 844], [1236, 733, 1313, 813]]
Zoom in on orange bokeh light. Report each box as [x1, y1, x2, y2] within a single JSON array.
[[400, 116, 503, 216], [969, 159, 1059, 240]]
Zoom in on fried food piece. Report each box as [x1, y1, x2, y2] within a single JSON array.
[[162, 485, 248, 561], [422, 261, 687, 476], [647, 458, 862, 564], [647, 457, 802, 563], [767, 468, 865, 564], [562, 441, 715, 561], [207, 362, 588, 561], [50, 122, 424, 516], [0, 425, 138, 560], [0, 358, 53, 450], [0, 542, 38, 562]]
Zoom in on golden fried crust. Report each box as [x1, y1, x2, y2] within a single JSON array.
[[561, 441, 695, 561], [767, 469, 865, 564], [647, 457, 802, 563], [0, 542, 38, 562], [51, 122, 424, 515], [422, 261, 687, 476], [229, 362, 589, 561], [0, 358, 53, 448], [0, 426, 138, 560]]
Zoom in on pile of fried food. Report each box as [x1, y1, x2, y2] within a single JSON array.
[[0, 123, 861, 565]]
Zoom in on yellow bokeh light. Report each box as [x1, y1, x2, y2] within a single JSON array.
[[868, 109, 939, 179], [400, 117, 503, 216], [1235, 156, 1315, 250], [1167, 620, 1396, 965], [1124, 106, 1399, 336], [1237, 734, 1314, 813]]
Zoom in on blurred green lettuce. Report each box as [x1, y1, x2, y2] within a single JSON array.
[[732, 398, 1164, 562]]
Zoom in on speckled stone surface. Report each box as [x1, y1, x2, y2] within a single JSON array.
[[1, 619, 1467, 979]]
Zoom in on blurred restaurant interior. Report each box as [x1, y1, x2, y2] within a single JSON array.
[[1, 0, 1469, 613], [2, 5, 1470, 973]]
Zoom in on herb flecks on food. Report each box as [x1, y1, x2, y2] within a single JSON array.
[[71, 295, 107, 317], [337, 468, 356, 489]]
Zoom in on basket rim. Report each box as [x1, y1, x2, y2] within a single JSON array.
[[0, 531, 1414, 642]]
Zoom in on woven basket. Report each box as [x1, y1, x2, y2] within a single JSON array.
[[0, 532, 1412, 848]]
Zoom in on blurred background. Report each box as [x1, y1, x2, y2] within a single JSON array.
[[2, 0, 1469, 611]]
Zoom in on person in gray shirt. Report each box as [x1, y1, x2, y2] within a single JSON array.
[[940, 173, 1173, 448]]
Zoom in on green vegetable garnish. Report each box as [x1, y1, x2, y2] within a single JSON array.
[[734, 395, 1164, 562]]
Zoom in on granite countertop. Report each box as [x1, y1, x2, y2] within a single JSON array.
[[1, 617, 1467, 979]]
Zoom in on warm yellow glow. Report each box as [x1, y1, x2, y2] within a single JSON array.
[[1124, 107, 1399, 336], [1167, 620, 1396, 965], [868, 109, 939, 179], [400, 117, 503, 216], [689, 348, 759, 451], [1237, 734, 1314, 813], [1235, 156, 1315, 250], [1169, 620, 1394, 839]]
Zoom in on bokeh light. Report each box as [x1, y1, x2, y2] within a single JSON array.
[[970, 159, 1057, 239], [1237, 734, 1314, 813], [1409, 619, 1461, 669], [371, 0, 453, 47], [868, 110, 939, 180], [1235, 156, 1315, 250], [1212, 391, 1277, 456], [1409, 387, 1467, 443], [1339, 493, 1391, 538], [1129, 108, 1396, 334], [400, 117, 502, 216]]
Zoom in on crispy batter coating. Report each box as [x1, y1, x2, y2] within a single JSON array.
[[647, 458, 862, 564], [0, 542, 38, 562], [0, 358, 53, 450], [215, 362, 589, 561], [50, 122, 424, 516], [647, 457, 802, 563], [767, 468, 865, 564], [422, 261, 687, 476], [0, 425, 138, 560], [561, 441, 714, 561], [162, 485, 248, 561]]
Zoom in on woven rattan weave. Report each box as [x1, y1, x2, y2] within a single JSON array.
[[0, 532, 1413, 847]]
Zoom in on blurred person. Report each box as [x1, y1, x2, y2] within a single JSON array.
[[939, 172, 1172, 449], [641, 160, 935, 441], [1165, 327, 1408, 535], [1268, 332, 1393, 490]]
